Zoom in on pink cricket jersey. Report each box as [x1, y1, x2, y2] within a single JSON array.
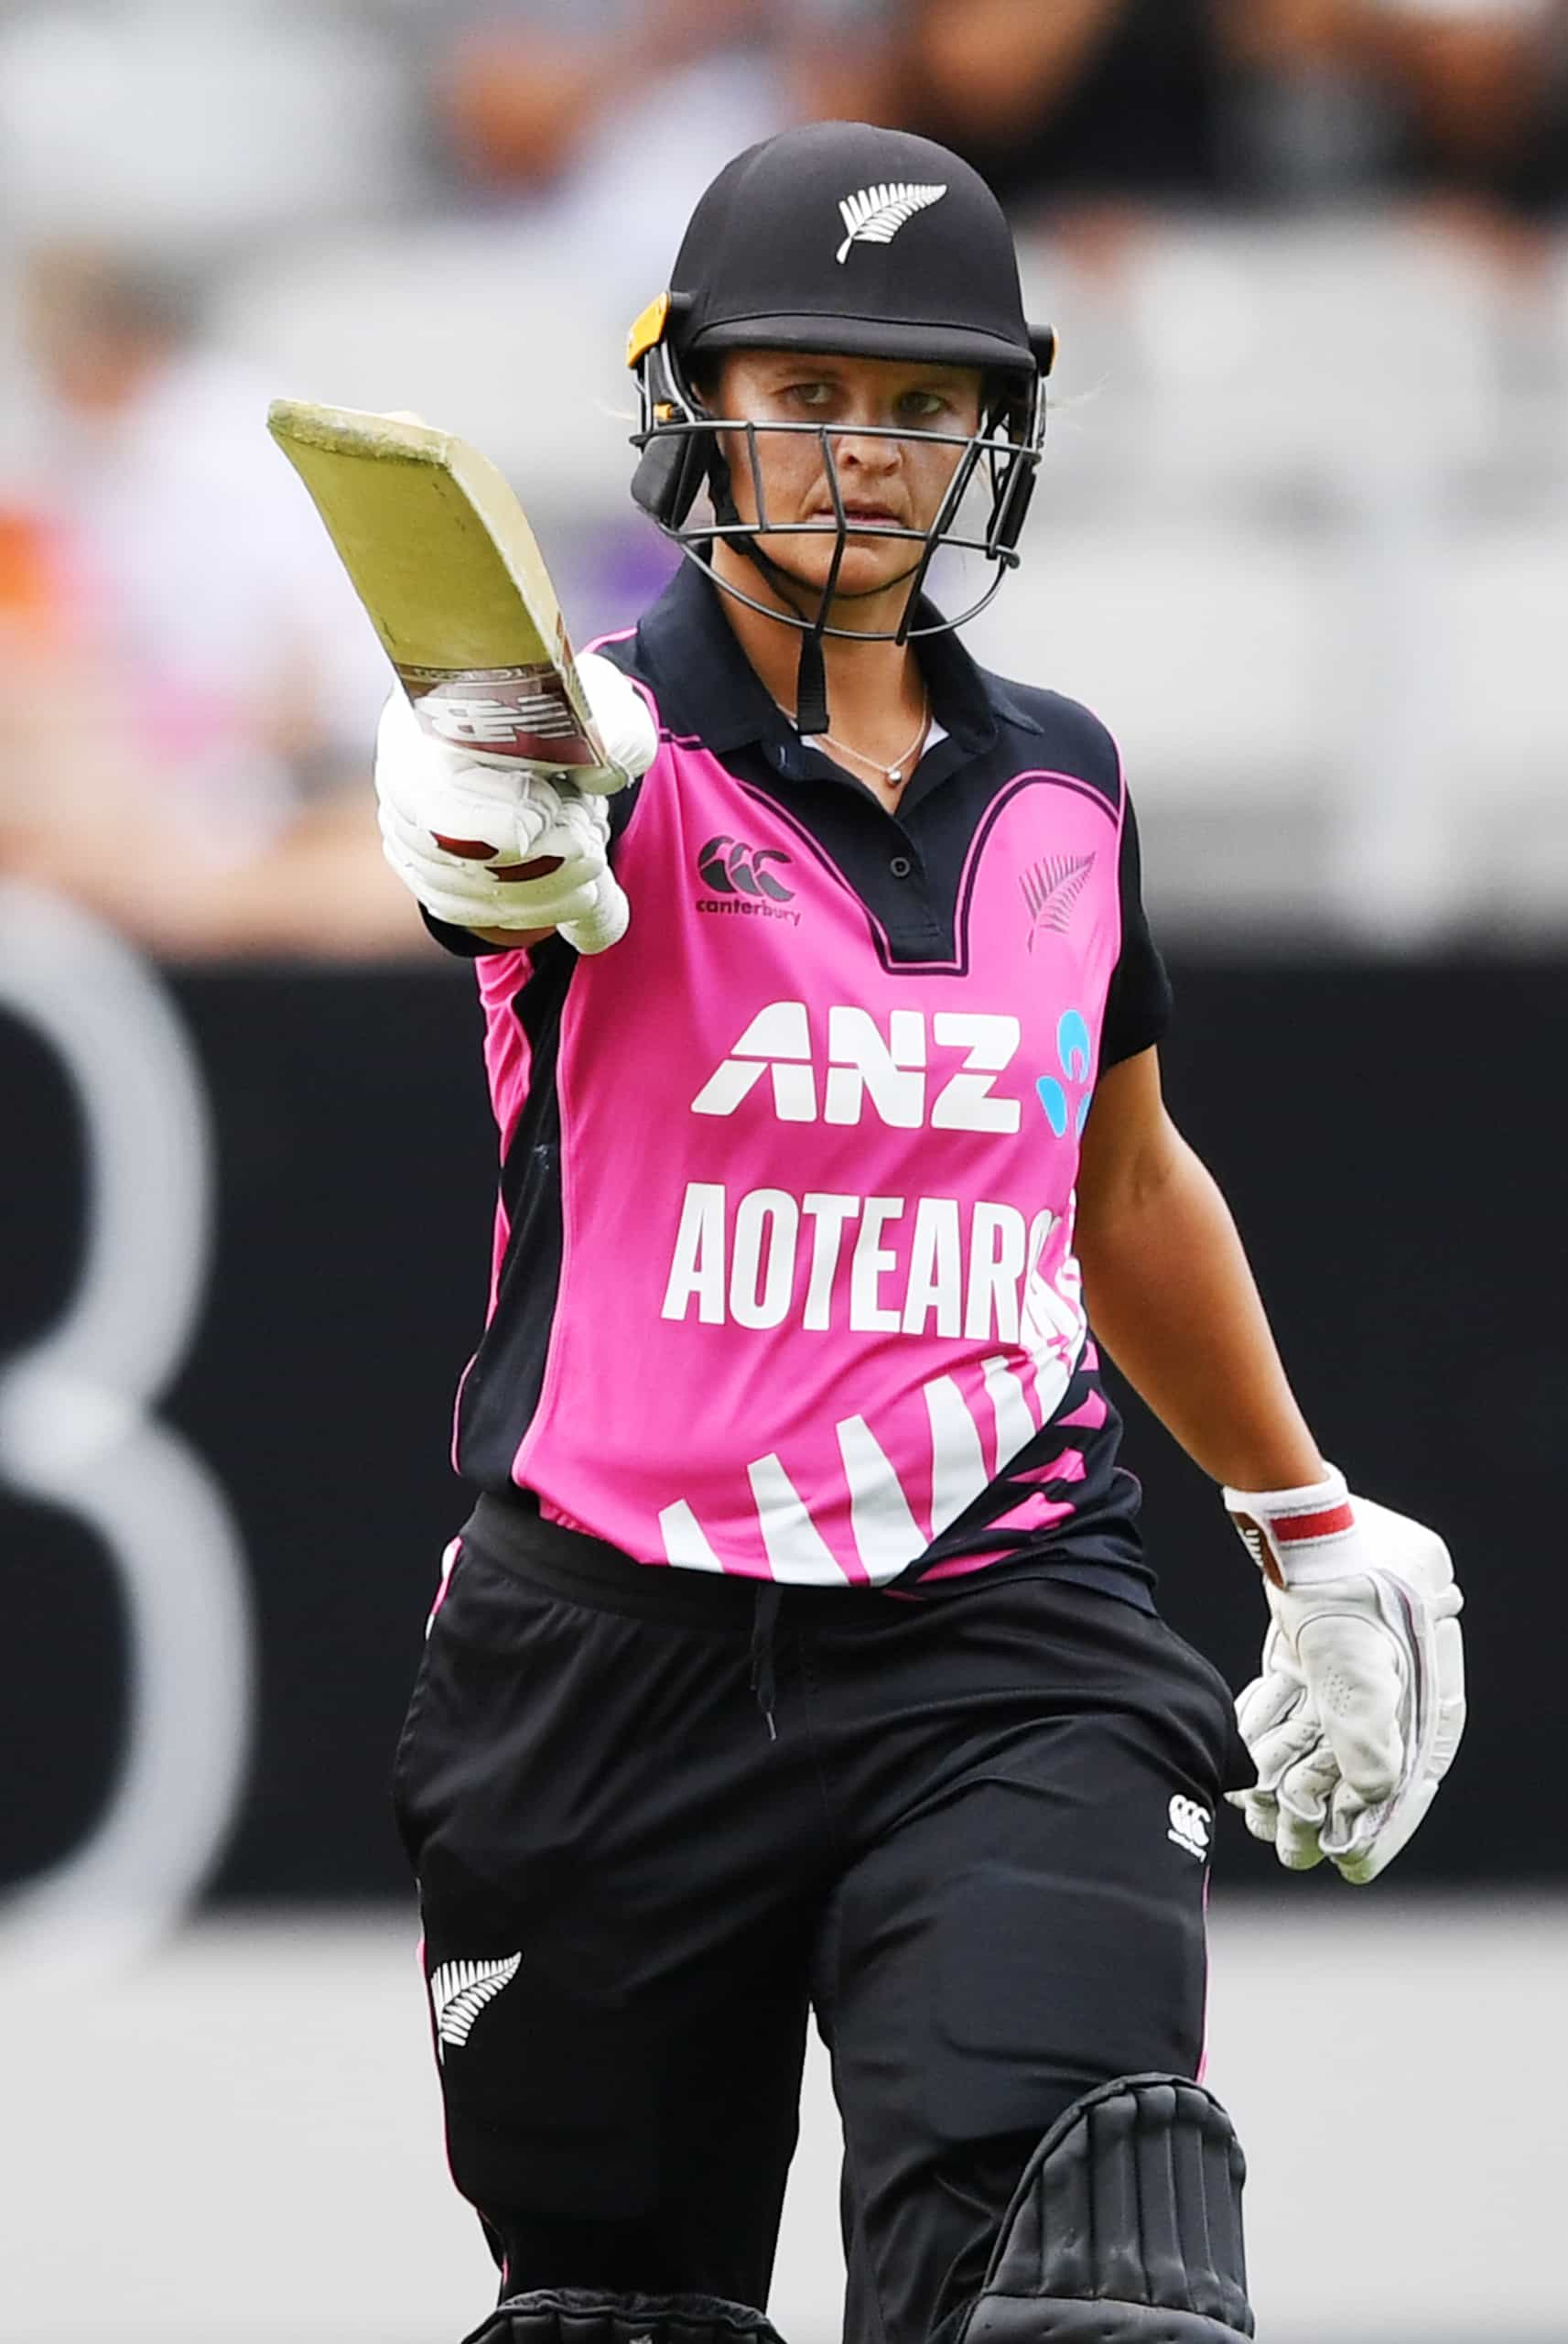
[[440, 564, 1170, 1596]]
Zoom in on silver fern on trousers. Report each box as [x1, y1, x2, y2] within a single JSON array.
[[429, 1953, 522, 2058]]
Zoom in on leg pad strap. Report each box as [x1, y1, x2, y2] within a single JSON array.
[[961, 2075, 1254, 2342], [463, 2290, 787, 2344]]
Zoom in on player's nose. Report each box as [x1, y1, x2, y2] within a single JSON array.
[[832, 410, 903, 472]]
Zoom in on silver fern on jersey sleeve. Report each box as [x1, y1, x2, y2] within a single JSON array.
[[836, 182, 947, 264]]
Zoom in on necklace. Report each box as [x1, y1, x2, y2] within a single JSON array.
[[801, 693, 930, 787]]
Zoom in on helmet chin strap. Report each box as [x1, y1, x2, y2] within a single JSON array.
[[706, 455, 832, 732], [736, 537, 833, 735], [707, 457, 921, 739], [793, 629, 830, 742]]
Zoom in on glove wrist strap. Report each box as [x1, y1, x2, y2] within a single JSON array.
[[1223, 1464, 1356, 1587]]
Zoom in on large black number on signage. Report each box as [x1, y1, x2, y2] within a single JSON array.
[[0, 884, 254, 1970]]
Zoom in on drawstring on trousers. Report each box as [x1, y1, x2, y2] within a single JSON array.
[[749, 1581, 783, 1740]]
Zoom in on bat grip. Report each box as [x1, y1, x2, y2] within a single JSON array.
[[559, 869, 631, 956]]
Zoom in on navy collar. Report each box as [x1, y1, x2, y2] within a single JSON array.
[[633, 553, 1039, 762]]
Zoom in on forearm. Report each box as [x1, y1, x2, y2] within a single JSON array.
[[469, 924, 552, 949], [175, 797, 418, 960], [1076, 1127, 1325, 1493], [3, 792, 419, 961]]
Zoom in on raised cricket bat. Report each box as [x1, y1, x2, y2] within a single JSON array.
[[266, 398, 629, 953]]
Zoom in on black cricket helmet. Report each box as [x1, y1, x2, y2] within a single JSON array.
[[627, 121, 1054, 725]]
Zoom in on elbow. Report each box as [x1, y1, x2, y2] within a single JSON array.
[[1078, 1124, 1190, 1244]]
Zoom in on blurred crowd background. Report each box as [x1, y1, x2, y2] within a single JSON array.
[[0, 0, 1565, 954]]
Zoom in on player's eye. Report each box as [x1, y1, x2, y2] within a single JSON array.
[[786, 382, 836, 409], [898, 390, 950, 421]]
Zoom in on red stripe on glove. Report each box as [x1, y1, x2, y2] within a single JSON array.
[[1275, 1503, 1356, 1542]]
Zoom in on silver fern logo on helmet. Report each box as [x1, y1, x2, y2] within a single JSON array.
[[835, 182, 946, 265]]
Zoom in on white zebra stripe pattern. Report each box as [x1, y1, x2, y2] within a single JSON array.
[[656, 1322, 1087, 1585], [836, 182, 946, 266], [429, 1953, 522, 2058], [423, 690, 579, 744], [503, 694, 579, 737]]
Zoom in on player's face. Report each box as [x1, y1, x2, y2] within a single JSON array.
[[710, 349, 984, 610]]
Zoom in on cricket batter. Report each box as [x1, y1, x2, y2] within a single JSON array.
[[379, 123, 1465, 2344]]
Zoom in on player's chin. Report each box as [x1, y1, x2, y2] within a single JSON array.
[[773, 536, 921, 603]]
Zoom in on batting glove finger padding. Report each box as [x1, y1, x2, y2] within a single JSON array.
[[379, 787, 614, 930], [374, 692, 630, 949], [1225, 1469, 1465, 1883], [377, 691, 592, 857], [1231, 1649, 1327, 1861], [568, 648, 660, 794]]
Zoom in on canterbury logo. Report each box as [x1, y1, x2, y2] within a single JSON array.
[[428, 1954, 521, 2058], [1168, 1796, 1212, 1862], [836, 182, 946, 265], [1021, 852, 1095, 948], [697, 835, 795, 902]]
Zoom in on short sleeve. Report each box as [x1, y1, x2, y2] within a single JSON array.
[[1101, 794, 1172, 1069]]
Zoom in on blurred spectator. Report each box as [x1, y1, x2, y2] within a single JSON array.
[[439, 1, 761, 191], [892, 0, 1229, 212], [866, 0, 1232, 288], [0, 244, 412, 960], [1227, 0, 1568, 225], [1217, 2, 1406, 201], [887, 0, 1567, 233], [432, 1, 895, 309], [1367, 0, 1568, 232]]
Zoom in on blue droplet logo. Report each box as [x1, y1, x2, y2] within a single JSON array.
[[1058, 1009, 1091, 1083], [1035, 1074, 1069, 1136], [1036, 1007, 1095, 1138]]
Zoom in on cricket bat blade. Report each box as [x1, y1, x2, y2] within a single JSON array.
[[267, 396, 630, 955]]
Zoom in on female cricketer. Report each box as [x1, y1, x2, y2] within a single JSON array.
[[376, 121, 1465, 2344]]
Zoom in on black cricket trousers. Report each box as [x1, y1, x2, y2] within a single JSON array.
[[393, 1501, 1244, 2344]]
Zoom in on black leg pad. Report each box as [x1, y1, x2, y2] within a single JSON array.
[[959, 2075, 1254, 2342], [462, 2290, 788, 2344]]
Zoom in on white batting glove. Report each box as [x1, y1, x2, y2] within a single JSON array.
[[373, 652, 654, 946], [1225, 1468, 1465, 1883]]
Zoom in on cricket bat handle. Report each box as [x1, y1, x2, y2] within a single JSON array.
[[559, 869, 631, 956]]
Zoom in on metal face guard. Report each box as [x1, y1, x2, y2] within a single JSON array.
[[630, 338, 1047, 649]]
